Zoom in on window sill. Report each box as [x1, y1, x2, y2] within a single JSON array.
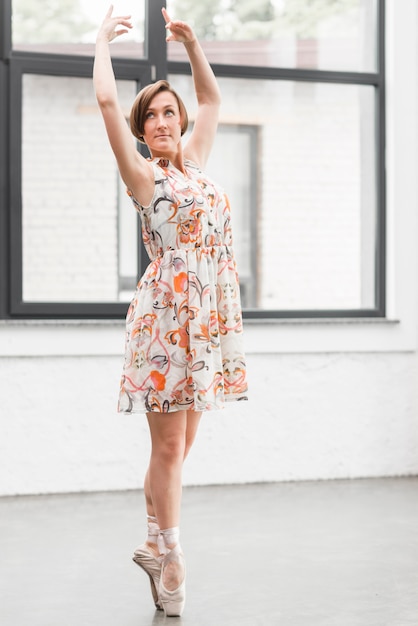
[[0, 315, 413, 357], [0, 316, 399, 327], [243, 317, 400, 325]]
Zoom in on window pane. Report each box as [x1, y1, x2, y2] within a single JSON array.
[[205, 126, 258, 309], [22, 74, 138, 303], [167, 0, 377, 72], [169, 74, 377, 311], [12, 0, 145, 58], [181, 122, 258, 308]]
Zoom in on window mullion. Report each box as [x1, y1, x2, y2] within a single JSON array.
[[375, 0, 386, 315], [0, 0, 11, 61], [9, 58, 23, 316], [145, 0, 167, 80], [0, 1, 11, 318], [168, 60, 380, 87], [0, 62, 9, 318]]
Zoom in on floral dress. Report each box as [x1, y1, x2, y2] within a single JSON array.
[[118, 157, 248, 414]]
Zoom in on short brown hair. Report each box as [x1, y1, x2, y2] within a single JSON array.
[[130, 80, 189, 144]]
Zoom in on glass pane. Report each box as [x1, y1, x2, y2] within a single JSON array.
[[12, 0, 145, 57], [167, 0, 377, 72], [22, 74, 138, 303], [205, 126, 258, 309], [181, 122, 257, 308], [169, 74, 377, 311]]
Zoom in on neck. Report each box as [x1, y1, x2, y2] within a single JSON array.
[[149, 144, 186, 174]]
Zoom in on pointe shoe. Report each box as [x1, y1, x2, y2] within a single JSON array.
[[159, 544, 186, 617], [133, 544, 163, 610]]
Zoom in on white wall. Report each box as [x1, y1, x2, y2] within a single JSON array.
[[1, 347, 418, 496], [1, 0, 417, 496]]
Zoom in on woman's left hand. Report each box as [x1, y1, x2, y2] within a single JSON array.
[[162, 7, 196, 43]]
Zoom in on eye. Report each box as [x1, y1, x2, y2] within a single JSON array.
[[145, 111, 154, 119], [165, 109, 174, 116]]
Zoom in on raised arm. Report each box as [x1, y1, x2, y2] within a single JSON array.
[[162, 8, 221, 169], [93, 6, 154, 204]]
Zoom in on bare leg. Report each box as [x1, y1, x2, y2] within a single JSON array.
[[184, 409, 202, 460], [146, 410, 188, 530], [144, 470, 155, 517], [144, 409, 202, 591], [143, 408, 202, 531]]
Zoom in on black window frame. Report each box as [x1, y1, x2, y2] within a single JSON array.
[[0, 0, 385, 320]]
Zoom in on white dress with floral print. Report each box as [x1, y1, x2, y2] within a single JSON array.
[[118, 157, 248, 414]]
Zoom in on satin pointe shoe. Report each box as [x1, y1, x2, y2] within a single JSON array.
[[159, 544, 186, 617], [133, 544, 163, 610]]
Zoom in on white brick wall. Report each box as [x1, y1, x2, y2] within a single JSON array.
[[0, 347, 417, 496]]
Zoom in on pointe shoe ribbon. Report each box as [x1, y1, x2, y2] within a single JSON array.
[[159, 544, 186, 617]]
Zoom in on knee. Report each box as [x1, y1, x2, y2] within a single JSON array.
[[153, 434, 185, 467]]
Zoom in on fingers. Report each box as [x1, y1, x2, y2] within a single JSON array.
[[114, 27, 130, 37], [103, 5, 132, 27], [161, 8, 196, 43], [164, 19, 187, 35], [112, 15, 132, 25], [98, 7, 133, 43], [161, 7, 171, 23], [118, 19, 133, 28], [161, 7, 184, 32]]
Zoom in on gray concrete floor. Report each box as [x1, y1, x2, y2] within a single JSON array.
[[1, 478, 418, 626]]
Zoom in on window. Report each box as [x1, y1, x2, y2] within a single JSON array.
[[12, 0, 146, 58], [205, 124, 259, 309], [167, 0, 378, 72], [1, 0, 162, 318], [170, 72, 378, 312], [168, 0, 385, 318], [0, 0, 385, 319]]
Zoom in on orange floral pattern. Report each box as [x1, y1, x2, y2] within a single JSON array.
[[118, 158, 248, 414]]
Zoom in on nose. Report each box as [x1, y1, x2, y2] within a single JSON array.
[[156, 114, 167, 128]]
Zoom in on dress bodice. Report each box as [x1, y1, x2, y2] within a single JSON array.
[[128, 158, 233, 260]]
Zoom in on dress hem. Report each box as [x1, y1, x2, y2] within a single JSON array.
[[118, 394, 248, 415]]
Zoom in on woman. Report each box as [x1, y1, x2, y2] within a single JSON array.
[[94, 5, 248, 617]]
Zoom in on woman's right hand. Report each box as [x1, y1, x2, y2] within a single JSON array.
[[97, 5, 133, 43], [162, 8, 196, 44]]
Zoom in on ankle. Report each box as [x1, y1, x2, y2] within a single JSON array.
[[160, 526, 180, 553], [146, 515, 166, 555], [146, 515, 159, 540]]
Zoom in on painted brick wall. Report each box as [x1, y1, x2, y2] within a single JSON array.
[[1, 348, 418, 496]]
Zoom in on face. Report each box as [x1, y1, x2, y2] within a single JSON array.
[[142, 91, 183, 157]]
